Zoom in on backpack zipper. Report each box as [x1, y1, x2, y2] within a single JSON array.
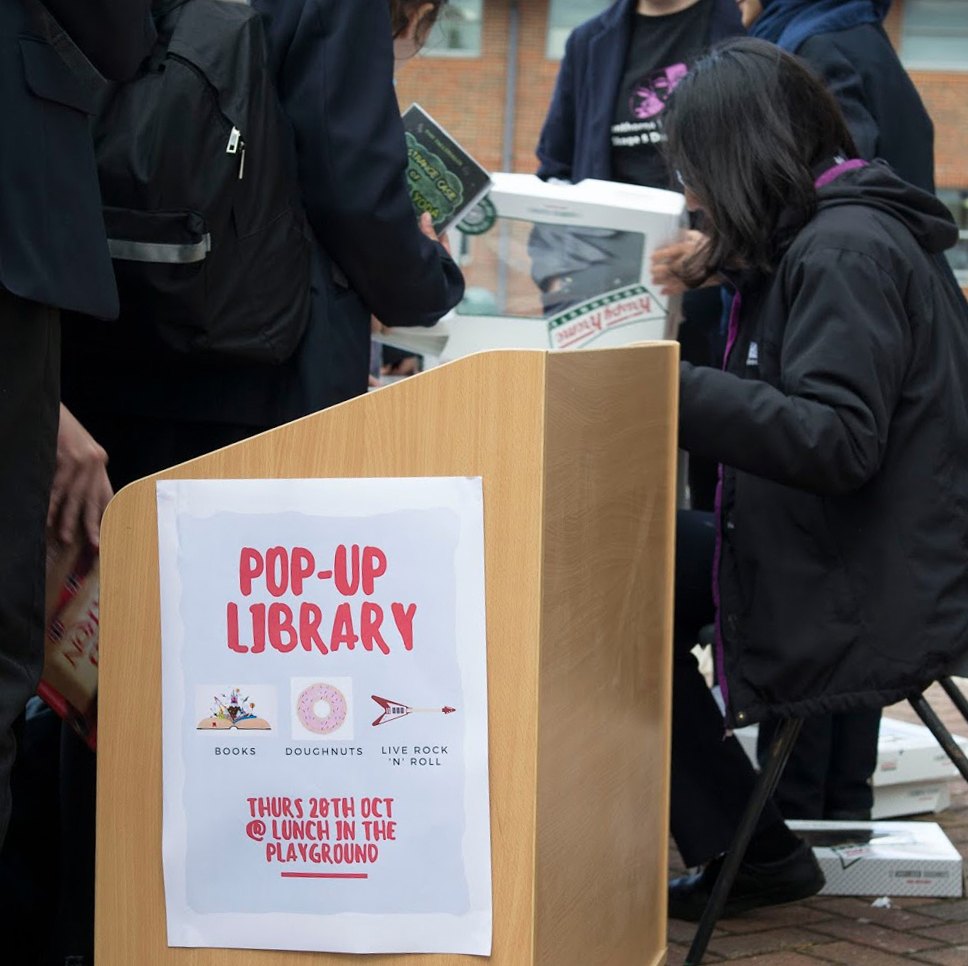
[[226, 126, 245, 180], [165, 52, 245, 181]]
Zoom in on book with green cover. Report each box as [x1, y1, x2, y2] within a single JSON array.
[[402, 104, 492, 235]]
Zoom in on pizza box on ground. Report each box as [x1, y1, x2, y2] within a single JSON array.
[[789, 820, 963, 898], [871, 780, 951, 820], [875, 716, 968, 786]]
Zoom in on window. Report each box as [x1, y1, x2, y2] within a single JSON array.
[[901, 0, 968, 70], [421, 0, 483, 58], [546, 0, 612, 60], [939, 189, 968, 287]]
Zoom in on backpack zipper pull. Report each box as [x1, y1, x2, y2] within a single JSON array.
[[226, 126, 241, 154], [238, 143, 246, 180]]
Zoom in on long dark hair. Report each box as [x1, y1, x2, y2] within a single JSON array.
[[389, 0, 449, 47], [663, 38, 859, 282]]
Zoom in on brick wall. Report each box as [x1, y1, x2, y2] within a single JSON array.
[[910, 71, 968, 189], [395, 0, 562, 177], [395, 0, 967, 192], [395, 0, 513, 175]]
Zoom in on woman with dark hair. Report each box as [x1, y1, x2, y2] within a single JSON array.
[[664, 38, 968, 918], [726, 0, 937, 826]]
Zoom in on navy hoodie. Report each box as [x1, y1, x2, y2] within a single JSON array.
[[753, 1, 935, 192]]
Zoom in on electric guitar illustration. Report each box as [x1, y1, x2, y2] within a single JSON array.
[[371, 695, 457, 727]]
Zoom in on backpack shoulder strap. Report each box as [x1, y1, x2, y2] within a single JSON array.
[[153, 0, 194, 20], [22, 0, 108, 102]]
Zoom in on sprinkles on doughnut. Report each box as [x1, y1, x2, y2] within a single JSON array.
[[297, 683, 348, 735]]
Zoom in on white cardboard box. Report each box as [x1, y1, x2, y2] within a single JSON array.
[[789, 820, 963, 898], [876, 716, 968, 786], [377, 173, 687, 362], [871, 781, 951, 820]]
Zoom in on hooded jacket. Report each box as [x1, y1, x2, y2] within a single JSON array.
[[751, 0, 890, 52], [680, 162, 968, 727], [751, 0, 934, 193]]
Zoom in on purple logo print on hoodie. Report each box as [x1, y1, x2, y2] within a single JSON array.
[[630, 63, 689, 120]]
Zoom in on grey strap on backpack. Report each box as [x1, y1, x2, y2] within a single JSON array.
[[107, 235, 212, 265], [23, 0, 108, 103]]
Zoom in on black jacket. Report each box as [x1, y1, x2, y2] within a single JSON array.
[[253, 0, 464, 332], [680, 163, 968, 727], [796, 24, 935, 193], [63, 0, 464, 429], [0, 0, 155, 317], [536, 0, 742, 183]]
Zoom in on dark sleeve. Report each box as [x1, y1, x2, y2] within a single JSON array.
[[536, 31, 579, 181], [253, 0, 464, 329], [797, 35, 879, 160], [44, 0, 156, 81], [679, 249, 909, 495]]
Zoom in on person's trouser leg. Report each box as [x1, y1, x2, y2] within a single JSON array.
[[825, 710, 880, 819], [47, 725, 97, 966], [0, 705, 60, 965], [670, 510, 789, 867], [0, 291, 59, 846], [757, 715, 833, 820], [758, 709, 879, 820]]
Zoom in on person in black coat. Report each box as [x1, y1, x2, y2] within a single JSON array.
[[535, 0, 744, 511], [34, 4, 462, 963], [663, 38, 968, 919], [0, 1, 154, 961], [729, 0, 938, 822], [0, 0, 154, 838]]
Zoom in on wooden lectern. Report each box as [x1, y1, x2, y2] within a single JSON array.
[[97, 346, 679, 966]]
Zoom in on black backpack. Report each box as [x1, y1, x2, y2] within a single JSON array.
[[92, 0, 312, 363]]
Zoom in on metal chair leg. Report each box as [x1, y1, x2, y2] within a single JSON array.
[[684, 717, 803, 966], [909, 691, 968, 785], [939, 677, 968, 729]]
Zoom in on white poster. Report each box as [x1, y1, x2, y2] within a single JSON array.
[[156, 478, 491, 955]]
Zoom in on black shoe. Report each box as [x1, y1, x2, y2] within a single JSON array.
[[668, 840, 825, 922]]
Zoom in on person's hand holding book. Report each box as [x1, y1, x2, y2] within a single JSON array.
[[47, 405, 114, 550]]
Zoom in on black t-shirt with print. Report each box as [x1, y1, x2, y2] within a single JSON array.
[[611, 0, 713, 189]]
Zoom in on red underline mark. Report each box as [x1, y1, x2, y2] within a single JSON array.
[[281, 872, 369, 879]]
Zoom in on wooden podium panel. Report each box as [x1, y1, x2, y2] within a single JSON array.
[[96, 346, 679, 966]]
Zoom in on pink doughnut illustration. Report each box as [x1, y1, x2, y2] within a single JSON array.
[[296, 683, 347, 735]]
